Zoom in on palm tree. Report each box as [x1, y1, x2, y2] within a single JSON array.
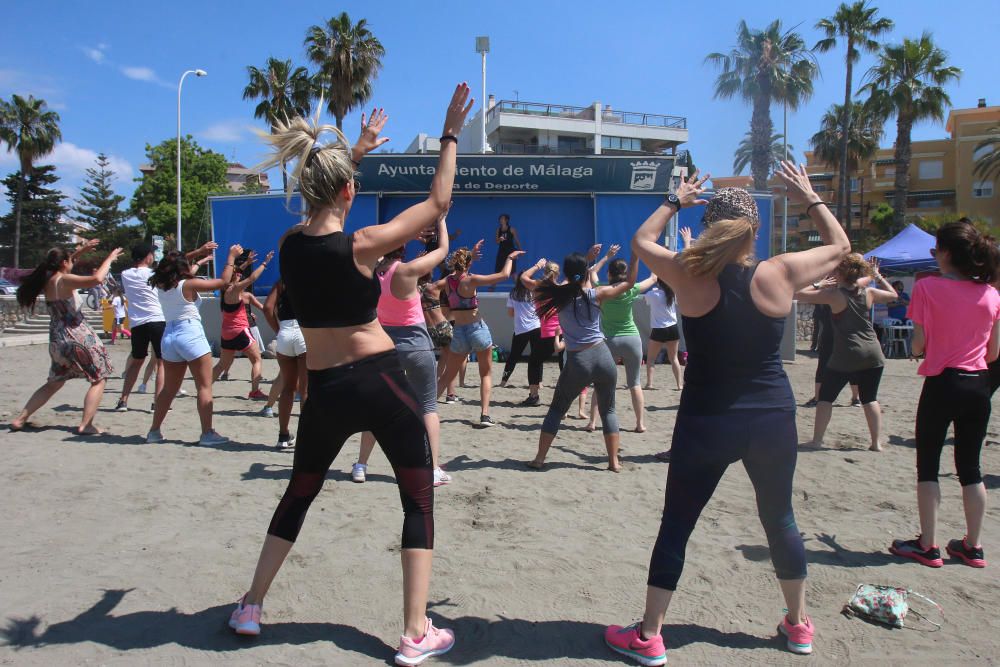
[[243, 57, 314, 191], [973, 125, 1000, 181], [733, 132, 794, 176], [0, 94, 62, 268], [706, 20, 818, 190], [811, 102, 883, 230], [861, 33, 960, 231], [304, 12, 385, 130], [814, 2, 894, 227]]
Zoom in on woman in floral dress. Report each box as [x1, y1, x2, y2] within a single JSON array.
[[11, 240, 122, 434]]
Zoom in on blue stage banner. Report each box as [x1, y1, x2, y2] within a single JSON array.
[[357, 154, 676, 193]]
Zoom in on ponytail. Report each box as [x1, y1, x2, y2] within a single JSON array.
[[680, 217, 756, 278], [936, 222, 1000, 283], [607, 258, 628, 284], [656, 277, 675, 307], [16, 248, 69, 308], [451, 247, 473, 273]]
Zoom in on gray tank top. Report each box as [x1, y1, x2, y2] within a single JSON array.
[[827, 287, 885, 372]]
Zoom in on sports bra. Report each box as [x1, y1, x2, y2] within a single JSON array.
[[279, 229, 379, 328], [419, 283, 441, 311], [446, 274, 478, 311]]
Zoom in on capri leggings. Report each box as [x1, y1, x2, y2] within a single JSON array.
[[398, 349, 438, 415], [648, 409, 806, 590], [541, 342, 619, 435], [605, 334, 643, 388], [501, 327, 545, 386], [916, 368, 990, 486], [819, 365, 883, 404], [267, 351, 434, 548]]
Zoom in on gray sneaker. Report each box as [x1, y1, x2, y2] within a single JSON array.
[[259, 406, 275, 418], [146, 429, 164, 444], [199, 430, 230, 446]]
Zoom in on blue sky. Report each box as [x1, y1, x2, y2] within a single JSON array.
[[1, 0, 997, 216]]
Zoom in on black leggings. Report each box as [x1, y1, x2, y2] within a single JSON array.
[[916, 368, 990, 486], [267, 351, 434, 548], [648, 409, 806, 590], [819, 365, 883, 404], [501, 328, 544, 386]]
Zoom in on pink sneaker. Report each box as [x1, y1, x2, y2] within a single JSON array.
[[394, 617, 455, 666], [777, 615, 814, 655], [604, 623, 667, 666], [228, 594, 261, 636]]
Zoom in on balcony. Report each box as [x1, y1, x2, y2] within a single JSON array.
[[486, 100, 687, 130], [494, 143, 592, 155]]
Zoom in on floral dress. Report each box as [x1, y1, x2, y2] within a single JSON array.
[[47, 295, 113, 383]]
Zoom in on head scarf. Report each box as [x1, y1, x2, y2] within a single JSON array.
[[703, 187, 759, 227]]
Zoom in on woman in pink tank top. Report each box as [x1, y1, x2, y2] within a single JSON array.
[[355, 210, 455, 487]]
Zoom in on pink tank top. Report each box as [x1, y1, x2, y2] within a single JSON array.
[[540, 311, 561, 339], [377, 261, 424, 327]]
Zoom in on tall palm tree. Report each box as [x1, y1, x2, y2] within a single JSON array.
[[243, 57, 314, 191], [733, 132, 794, 176], [814, 2, 894, 227], [0, 94, 62, 268], [861, 33, 960, 231], [973, 125, 1000, 181], [304, 12, 385, 130], [706, 20, 818, 190], [811, 102, 883, 229]]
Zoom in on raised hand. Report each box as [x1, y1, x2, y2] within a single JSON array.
[[507, 250, 527, 261], [262, 250, 274, 265], [775, 161, 819, 206], [586, 244, 602, 262], [77, 238, 99, 253], [199, 241, 219, 254], [228, 244, 244, 259], [677, 169, 710, 208], [817, 276, 838, 289], [679, 226, 693, 248], [472, 238, 485, 260], [107, 247, 124, 262], [355, 108, 390, 157], [607, 244, 621, 258], [442, 83, 475, 137]]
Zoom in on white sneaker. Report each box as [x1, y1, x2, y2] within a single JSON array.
[[199, 430, 229, 446], [434, 468, 452, 487], [146, 429, 164, 443], [136, 383, 147, 394], [259, 406, 275, 418], [176, 389, 188, 397], [352, 463, 367, 483], [276, 435, 295, 450]]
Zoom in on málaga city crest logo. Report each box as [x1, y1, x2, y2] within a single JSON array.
[[629, 161, 659, 191]]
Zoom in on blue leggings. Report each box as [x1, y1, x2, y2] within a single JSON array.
[[648, 409, 806, 590]]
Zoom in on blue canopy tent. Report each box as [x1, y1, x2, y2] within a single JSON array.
[[863, 223, 937, 272]]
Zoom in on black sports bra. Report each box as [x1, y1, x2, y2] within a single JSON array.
[[279, 230, 379, 328]]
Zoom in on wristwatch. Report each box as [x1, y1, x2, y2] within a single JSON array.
[[664, 193, 682, 210]]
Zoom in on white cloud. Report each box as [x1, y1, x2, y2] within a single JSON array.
[[83, 46, 106, 64], [120, 65, 172, 89], [198, 120, 254, 143], [49, 143, 135, 183]]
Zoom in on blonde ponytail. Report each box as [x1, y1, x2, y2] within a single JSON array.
[[256, 113, 354, 212], [680, 217, 756, 278]]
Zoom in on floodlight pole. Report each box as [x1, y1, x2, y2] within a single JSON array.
[[476, 36, 490, 154], [177, 68, 207, 251], [782, 100, 788, 253]]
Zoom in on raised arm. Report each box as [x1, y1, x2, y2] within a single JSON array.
[[353, 84, 474, 266], [637, 274, 658, 292], [60, 247, 124, 290], [631, 172, 710, 286], [185, 241, 218, 261], [595, 254, 638, 303], [398, 208, 451, 279], [186, 244, 241, 294], [231, 250, 274, 292], [469, 250, 526, 288], [70, 238, 99, 262], [521, 257, 547, 291], [864, 260, 898, 305]]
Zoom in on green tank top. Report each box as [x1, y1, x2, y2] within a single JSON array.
[[600, 284, 641, 338]]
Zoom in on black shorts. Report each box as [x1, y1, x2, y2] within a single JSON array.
[[130, 321, 165, 360], [221, 329, 253, 351], [650, 326, 679, 343], [819, 365, 883, 404]]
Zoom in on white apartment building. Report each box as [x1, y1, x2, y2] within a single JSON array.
[[407, 96, 688, 155]]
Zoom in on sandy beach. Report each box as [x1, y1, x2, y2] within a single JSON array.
[[1, 341, 997, 665]]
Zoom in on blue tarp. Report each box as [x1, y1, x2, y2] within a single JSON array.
[[863, 223, 937, 272]]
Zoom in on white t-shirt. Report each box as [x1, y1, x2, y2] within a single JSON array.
[[120, 266, 164, 326], [644, 286, 677, 329], [111, 296, 126, 319], [506, 294, 541, 335]]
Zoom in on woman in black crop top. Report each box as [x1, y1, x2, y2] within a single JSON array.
[[230, 84, 474, 664], [603, 164, 851, 665]]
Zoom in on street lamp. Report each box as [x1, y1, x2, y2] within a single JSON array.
[[177, 68, 207, 251], [475, 36, 489, 154]]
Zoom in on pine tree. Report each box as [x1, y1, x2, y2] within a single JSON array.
[[0, 165, 70, 267], [73, 152, 139, 265]]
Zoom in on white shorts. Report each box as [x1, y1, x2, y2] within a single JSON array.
[[275, 320, 306, 357]]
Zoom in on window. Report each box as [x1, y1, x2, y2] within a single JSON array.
[[974, 145, 994, 161], [884, 167, 895, 177], [916, 199, 942, 208], [917, 160, 943, 180], [973, 180, 994, 198], [601, 135, 641, 151], [813, 184, 830, 192], [849, 177, 860, 192]]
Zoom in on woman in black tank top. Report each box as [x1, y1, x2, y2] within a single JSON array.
[[230, 85, 474, 664], [603, 164, 852, 664]]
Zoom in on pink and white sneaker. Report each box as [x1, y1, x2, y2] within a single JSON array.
[[604, 623, 667, 666], [228, 594, 262, 636], [394, 617, 455, 666], [778, 614, 814, 655]]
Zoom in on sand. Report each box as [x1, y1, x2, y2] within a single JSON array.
[[0, 342, 998, 666]]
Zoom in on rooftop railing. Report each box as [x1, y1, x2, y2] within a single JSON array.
[[489, 101, 686, 129]]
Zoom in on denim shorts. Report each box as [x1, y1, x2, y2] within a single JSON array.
[[161, 319, 211, 363], [450, 319, 493, 355]]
